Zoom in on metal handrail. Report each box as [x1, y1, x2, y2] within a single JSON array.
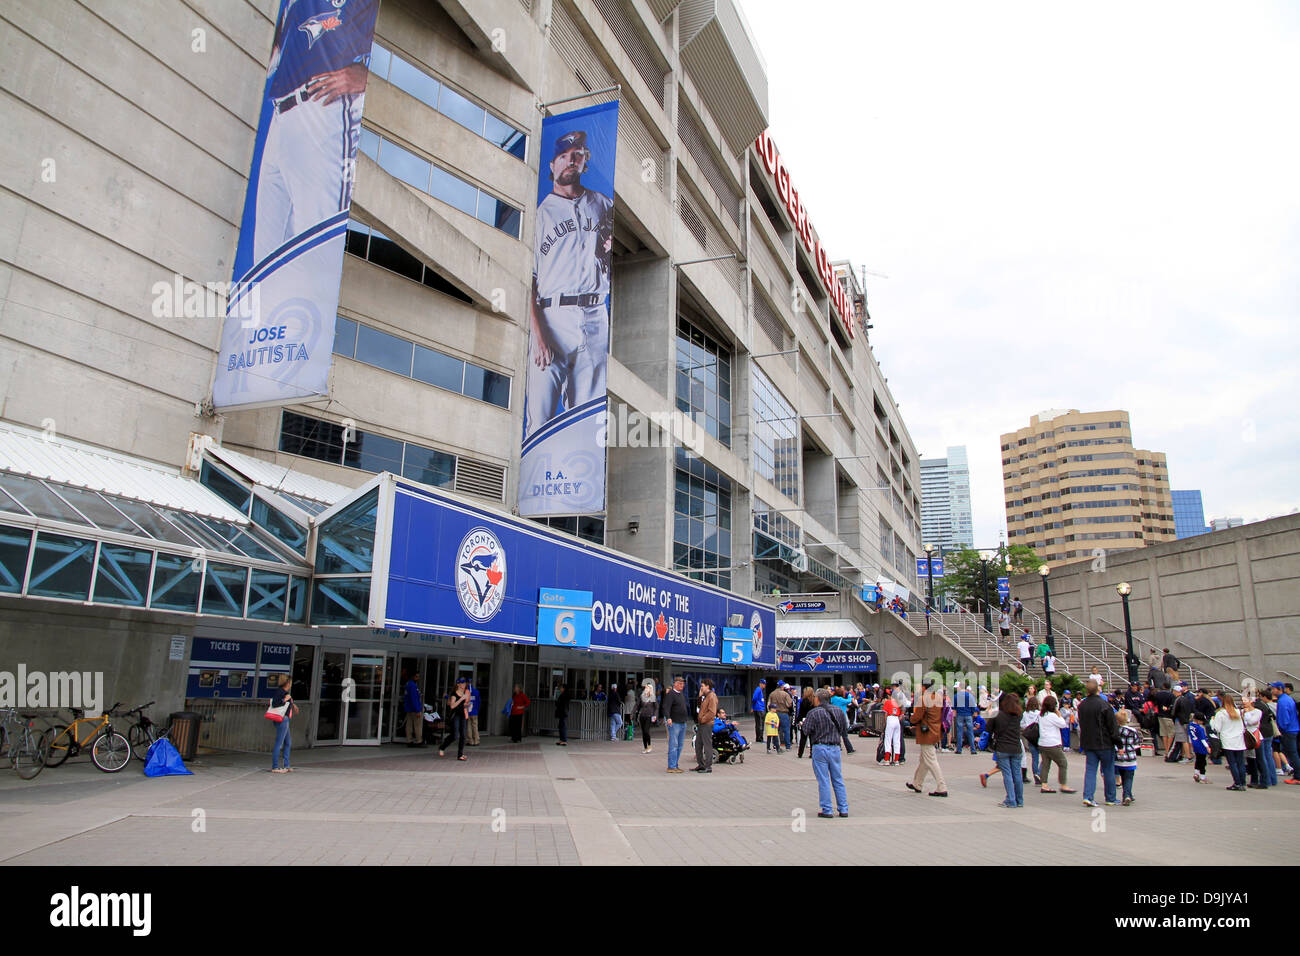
[[928, 614, 1006, 668], [1092, 617, 1225, 692], [1276, 670, 1299, 683], [1018, 605, 1119, 684], [1173, 640, 1267, 687], [933, 611, 1021, 669]]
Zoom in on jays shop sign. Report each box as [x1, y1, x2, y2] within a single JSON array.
[[779, 651, 879, 672], [380, 482, 776, 666]]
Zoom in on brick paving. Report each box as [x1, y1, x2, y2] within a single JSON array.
[[0, 736, 1293, 865]]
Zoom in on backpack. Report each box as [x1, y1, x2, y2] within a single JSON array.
[[1022, 721, 1040, 746]]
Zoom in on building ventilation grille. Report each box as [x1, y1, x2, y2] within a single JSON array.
[[592, 0, 666, 108], [550, 0, 666, 193], [677, 188, 742, 296], [752, 284, 791, 361], [454, 457, 506, 501], [678, 106, 741, 227]]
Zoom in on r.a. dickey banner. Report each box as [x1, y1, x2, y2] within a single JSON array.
[[212, 0, 380, 410], [518, 101, 619, 517]]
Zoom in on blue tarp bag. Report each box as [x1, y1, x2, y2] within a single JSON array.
[[142, 738, 193, 777]]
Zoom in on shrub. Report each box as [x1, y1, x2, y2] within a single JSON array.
[[999, 670, 1086, 701]]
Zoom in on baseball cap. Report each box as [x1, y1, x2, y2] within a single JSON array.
[[552, 130, 587, 158], [456, 676, 468, 684], [1269, 681, 1285, 689]]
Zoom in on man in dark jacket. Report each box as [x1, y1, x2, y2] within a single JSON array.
[[555, 684, 572, 746], [661, 676, 690, 772], [607, 683, 623, 741], [1078, 679, 1119, 807], [1172, 684, 1195, 762]]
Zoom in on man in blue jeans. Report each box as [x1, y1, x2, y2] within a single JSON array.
[[661, 675, 690, 773], [802, 689, 849, 817], [1077, 679, 1119, 806], [607, 683, 623, 741], [953, 681, 978, 754], [751, 679, 767, 748]]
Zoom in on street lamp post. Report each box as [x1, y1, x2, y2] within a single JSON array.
[[1117, 582, 1138, 684], [1039, 565, 1054, 653], [924, 543, 935, 632], [978, 550, 994, 633]]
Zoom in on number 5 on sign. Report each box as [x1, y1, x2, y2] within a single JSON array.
[[721, 627, 752, 666], [537, 588, 593, 648]]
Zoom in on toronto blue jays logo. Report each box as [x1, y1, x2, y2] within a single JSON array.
[[456, 527, 507, 623], [750, 610, 764, 659], [299, 10, 345, 49], [778, 601, 795, 615]]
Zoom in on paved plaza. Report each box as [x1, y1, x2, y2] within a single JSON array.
[[1, 733, 1294, 866]]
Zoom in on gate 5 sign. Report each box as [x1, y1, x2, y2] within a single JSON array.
[[721, 627, 753, 666], [537, 588, 592, 648]]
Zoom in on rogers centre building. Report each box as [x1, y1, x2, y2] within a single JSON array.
[[0, 0, 931, 748]]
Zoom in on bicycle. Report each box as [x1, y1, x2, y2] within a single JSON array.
[[120, 701, 171, 761], [43, 702, 132, 773], [1, 707, 51, 779]]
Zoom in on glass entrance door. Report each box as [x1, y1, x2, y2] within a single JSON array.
[[342, 650, 387, 745], [316, 651, 347, 744]]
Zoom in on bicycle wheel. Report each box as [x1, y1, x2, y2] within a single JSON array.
[[127, 724, 155, 762], [44, 724, 73, 767], [12, 730, 49, 780], [91, 731, 131, 773]]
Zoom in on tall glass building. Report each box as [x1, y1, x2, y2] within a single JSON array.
[[920, 446, 973, 549], [1172, 490, 1209, 539]]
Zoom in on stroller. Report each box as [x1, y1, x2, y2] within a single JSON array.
[[713, 719, 749, 764]]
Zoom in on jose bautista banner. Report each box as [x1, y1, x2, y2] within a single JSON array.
[[212, 0, 380, 410], [518, 101, 619, 517], [382, 481, 774, 666]]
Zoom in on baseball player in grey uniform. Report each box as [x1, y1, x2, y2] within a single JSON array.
[[525, 130, 614, 438]]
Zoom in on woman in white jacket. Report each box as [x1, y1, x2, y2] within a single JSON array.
[[1036, 696, 1074, 793], [1211, 691, 1248, 791]]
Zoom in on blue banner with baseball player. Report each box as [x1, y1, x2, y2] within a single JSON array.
[[382, 479, 775, 666], [518, 101, 619, 518], [211, 0, 380, 410]]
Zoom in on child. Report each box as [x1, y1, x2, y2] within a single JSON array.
[[1115, 709, 1142, 805], [1189, 712, 1211, 783], [764, 705, 781, 754]]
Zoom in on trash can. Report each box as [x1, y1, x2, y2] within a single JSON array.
[[168, 712, 203, 760]]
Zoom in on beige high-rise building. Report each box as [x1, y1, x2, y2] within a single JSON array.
[[1001, 409, 1175, 567]]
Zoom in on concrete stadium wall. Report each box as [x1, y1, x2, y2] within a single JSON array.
[[1010, 514, 1300, 690]]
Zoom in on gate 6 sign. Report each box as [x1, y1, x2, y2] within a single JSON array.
[[721, 627, 753, 666], [537, 588, 593, 647]]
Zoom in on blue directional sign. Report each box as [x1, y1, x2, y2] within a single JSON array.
[[721, 627, 753, 666], [537, 588, 593, 648]]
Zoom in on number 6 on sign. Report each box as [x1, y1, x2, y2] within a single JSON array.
[[537, 588, 592, 648]]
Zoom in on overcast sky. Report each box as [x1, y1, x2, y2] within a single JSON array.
[[740, 0, 1300, 545]]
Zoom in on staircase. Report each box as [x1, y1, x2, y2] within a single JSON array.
[[1021, 598, 1232, 695], [933, 608, 1024, 671]]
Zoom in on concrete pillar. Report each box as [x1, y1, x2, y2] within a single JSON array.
[[492, 643, 515, 735], [1235, 538, 1266, 677]]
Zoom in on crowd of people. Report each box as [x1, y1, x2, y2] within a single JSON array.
[[381, 665, 1299, 818]]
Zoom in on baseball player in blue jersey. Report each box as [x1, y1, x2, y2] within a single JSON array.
[[525, 130, 614, 438], [253, 0, 379, 266]]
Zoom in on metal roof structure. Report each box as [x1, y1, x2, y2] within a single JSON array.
[[204, 442, 352, 508], [0, 422, 248, 524]]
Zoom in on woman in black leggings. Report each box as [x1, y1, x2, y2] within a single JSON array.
[[634, 681, 658, 753], [439, 678, 471, 760]]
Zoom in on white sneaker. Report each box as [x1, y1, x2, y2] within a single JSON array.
[[1192, 771, 1201, 782], [643, 746, 652, 754]]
